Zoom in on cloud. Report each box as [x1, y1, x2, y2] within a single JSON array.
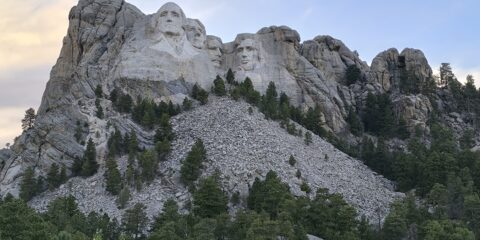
[[0, 0, 76, 71], [0, 107, 27, 147], [432, 65, 480, 86], [451, 66, 480, 86]]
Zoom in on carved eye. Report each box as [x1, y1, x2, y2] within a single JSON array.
[[246, 46, 253, 51], [237, 47, 244, 52], [172, 11, 179, 17], [160, 11, 168, 17]]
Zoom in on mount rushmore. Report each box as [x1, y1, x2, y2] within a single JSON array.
[[1, 0, 448, 222]]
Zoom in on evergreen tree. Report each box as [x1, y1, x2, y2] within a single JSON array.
[[19, 166, 38, 201], [139, 150, 157, 183], [151, 199, 180, 232], [396, 118, 410, 140], [117, 186, 131, 209], [128, 130, 139, 160], [191, 83, 209, 105], [247, 171, 292, 219], [246, 213, 278, 239], [81, 138, 98, 177], [197, 89, 209, 105], [109, 89, 118, 103], [117, 93, 133, 113], [261, 81, 279, 119], [0, 198, 55, 239], [47, 163, 60, 190], [107, 128, 123, 157], [95, 85, 103, 98], [226, 68, 235, 85], [304, 132, 312, 145], [213, 75, 226, 96], [182, 97, 192, 111], [346, 107, 363, 136], [105, 158, 122, 195], [460, 129, 475, 150], [71, 157, 83, 177], [304, 105, 325, 136], [74, 121, 83, 143], [180, 139, 207, 187], [59, 165, 67, 185], [288, 155, 296, 166], [122, 203, 148, 240], [193, 175, 228, 218], [21, 107, 36, 130], [155, 114, 174, 142], [345, 65, 361, 85]]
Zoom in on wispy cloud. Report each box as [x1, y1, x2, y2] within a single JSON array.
[[0, 107, 27, 147], [0, 0, 75, 71]]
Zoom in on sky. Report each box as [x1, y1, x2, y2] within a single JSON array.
[[0, 0, 479, 147]]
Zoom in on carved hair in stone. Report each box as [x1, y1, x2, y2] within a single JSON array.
[[185, 18, 206, 49], [149, 2, 186, 37], [236, 38, 260, 71], [206, 35, 223, 67]]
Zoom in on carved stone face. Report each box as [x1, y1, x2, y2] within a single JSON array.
[[185, 19, 206, 49], [157, 2, 186, 36], [237, 39, 258, 71], [207, 36, 223, 67]]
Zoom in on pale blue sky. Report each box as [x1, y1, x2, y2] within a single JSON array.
[[0, 0, 479, 146]]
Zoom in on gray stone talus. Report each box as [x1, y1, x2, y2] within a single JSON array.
[[29, 97, 403, 223], [1, 0, 446, 223]]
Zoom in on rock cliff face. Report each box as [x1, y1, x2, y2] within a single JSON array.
[[0, 0, 458, 223]]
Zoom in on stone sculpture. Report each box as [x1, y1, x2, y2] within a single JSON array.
[[185, 18, 206, 49], [206, 35, 223, 68], [236, 38, 260, 71]]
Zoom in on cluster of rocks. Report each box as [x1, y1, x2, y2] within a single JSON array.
[[30, 97, 403, 223]]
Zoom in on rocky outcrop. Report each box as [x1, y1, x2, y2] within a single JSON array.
[[370, 48, 434, 93], [300, 35, 369, 85], [30, 97, 403, 223], [370, 48, 399, 92], [392, 94, 433, 132], [1, 0, 143, 195]]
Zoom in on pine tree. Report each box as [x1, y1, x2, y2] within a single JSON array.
[[304, 132, 312, 145], [139, 150, 157, 183], [81, 138, 98, 177], [74, 121, 83, 143], [193, 175, 228, 218], [151, 199, 180, 232], [47, 163, 60, 190], [288, 155, 296, 166], [117, 186, 131, 209], [213, 75, 226, 96], [226, 68, 235, 85], [72, 157, 83, 176], [95, 98, 104, 119], [105, 158, 122, 195], [346, 107, 363, 136], [128, 130, 139, 160], [197, 89, 209, 105], [180, 139, 207, 187], [59, 165, 67, 185], [19, 167, 37, 201], [262, 81, 279, 119], [95, 85, 103, 98], [21, 108, 36, 130], [345, 65, 361, 85], [182, 97, 192, 111], [107, 128, 123, 157], [122, 203, 148, 240]]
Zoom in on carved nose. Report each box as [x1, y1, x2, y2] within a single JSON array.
[[167, 19, 172, 23]]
